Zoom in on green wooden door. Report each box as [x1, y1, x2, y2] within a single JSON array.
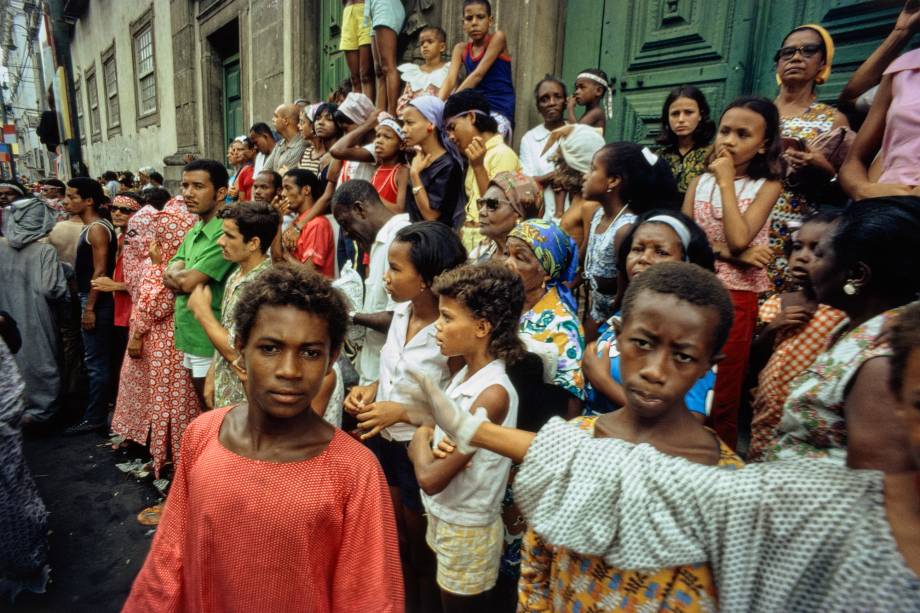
[[562, 0, 756, 143], [223, 54, 243, 150], [562, 0, 913, 142], [320, 0, 349, 101]]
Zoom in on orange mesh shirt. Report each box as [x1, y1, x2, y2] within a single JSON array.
[[123, 407, 404, 612]]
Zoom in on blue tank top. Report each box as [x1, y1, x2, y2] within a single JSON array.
[[463, 36, 516, 126]]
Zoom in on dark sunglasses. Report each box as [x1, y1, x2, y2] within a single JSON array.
[[774, 43, 823, 62], [111, 206, 137, 214], [476, 197, 511, 211]]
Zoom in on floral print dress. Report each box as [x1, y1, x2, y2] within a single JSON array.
[[769, 102, 836, 293], [761, 309, 897, 463]]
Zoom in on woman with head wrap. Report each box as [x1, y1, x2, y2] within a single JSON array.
[[491, 218, 585, 601], [543, 124, 606, 253], [111, 197, 200, 478], [505, 219, 585, 407], [468, 171, 542, 262], [771, 23, 849, 294], [401, 95, 466, 228], [0, 196, 68, 425]]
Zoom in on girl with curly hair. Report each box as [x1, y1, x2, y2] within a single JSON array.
[[408, 262, 524, 610]]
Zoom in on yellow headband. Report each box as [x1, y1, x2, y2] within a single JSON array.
[[775, 24, 834, 86]]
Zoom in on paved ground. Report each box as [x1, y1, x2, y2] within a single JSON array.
[[9, 431, 163, 613]]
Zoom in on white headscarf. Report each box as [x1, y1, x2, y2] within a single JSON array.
[[558, 124, 606, 174]]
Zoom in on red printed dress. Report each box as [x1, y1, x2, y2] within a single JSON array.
[[111, 199, 199, 475], [123, 407, 404, 613], [112, 204, 160, 448]]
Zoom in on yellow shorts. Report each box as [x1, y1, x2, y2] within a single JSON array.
[[339, 3, 372, 51], [426, 514, 503, 596]]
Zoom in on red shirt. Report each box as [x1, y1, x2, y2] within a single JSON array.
[[293, 215, 335, 278], [235, 164, 254, 201], [371, 163, 403, 206], [123, 407, 404, 613], [113, 235, 132, 327]]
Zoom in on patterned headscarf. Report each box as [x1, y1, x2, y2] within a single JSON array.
[[489, 171, 543, 220], [509, 219, 580, 313], [112, 194, 142, 212]]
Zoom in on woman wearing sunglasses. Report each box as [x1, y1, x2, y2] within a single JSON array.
[[468, 171, 542, 263], [769, 24, 849, 294]]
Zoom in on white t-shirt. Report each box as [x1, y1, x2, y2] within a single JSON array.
[[421, 360, 518, 526], [377, 301, 452, 441], [356, 213, 411, 384], [519, 123, 559, 220]]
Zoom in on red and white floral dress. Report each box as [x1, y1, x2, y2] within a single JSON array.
[[111, 199, 199, 475]]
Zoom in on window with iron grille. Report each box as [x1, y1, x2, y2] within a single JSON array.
[[86, 67, 101, 142], [74, 78, 86, 144], [131, 7, 159, 128], [101, 45, 120, 136]]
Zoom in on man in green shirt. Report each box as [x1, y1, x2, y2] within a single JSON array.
[[164, 159, 235, 408]]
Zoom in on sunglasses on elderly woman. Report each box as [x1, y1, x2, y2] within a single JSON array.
[[111, 205, 137, 214], [476, 197, 512, 211], [774, 43, 823, 62]]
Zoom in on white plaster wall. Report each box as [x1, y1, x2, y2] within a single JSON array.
[[70, 0, 178, 176]]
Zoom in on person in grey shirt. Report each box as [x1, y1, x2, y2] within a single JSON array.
[[263, 104, 307, 175]]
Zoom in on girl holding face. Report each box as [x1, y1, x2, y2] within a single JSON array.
[[682, 96, 784, 449]]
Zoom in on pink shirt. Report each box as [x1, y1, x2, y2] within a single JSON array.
[[879, 48, 920, 186], [693, 173, 770, 293]]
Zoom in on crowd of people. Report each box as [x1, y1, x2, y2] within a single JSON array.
[[2, 0, 920, 610]]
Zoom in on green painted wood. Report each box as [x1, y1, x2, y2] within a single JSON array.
[[561, 0, 606, 88], [561, 0, 917, 142], [590, 0, 756, 143], [320, 0, 349, 100], [223, 54, 243, 150]]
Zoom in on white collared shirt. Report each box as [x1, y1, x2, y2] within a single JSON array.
[[519, 123, 560, 220], [378, 301, 452, 441], [356, 213, 411, 384], [421, 359, 519, 526]]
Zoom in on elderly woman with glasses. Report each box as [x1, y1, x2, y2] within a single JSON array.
[[770, 24, 849, 294], [468, 171, 542, 262]]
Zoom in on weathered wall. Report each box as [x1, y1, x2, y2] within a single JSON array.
[[70, 0, 177, 176]]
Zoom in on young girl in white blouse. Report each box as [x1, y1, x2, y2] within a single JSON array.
[[344, 221, 466, 612], [407, 262, 524, 611]]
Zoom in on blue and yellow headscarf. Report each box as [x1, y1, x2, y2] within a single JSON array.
[[509, 219, 580, 313]]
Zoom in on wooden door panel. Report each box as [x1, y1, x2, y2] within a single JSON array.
[[602, 0, 755, 142]]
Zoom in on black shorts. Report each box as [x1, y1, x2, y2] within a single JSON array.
[[366, 435, 424, 514]]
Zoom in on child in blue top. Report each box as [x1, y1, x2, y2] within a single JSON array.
[[583, 210, 717, 417], [440, 0, 515, 134]]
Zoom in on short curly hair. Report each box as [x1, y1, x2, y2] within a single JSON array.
[[889, 301, 920, 399], [233, 264, 349, 353], [621, 261, 733, 357], [432, 263, 526, 365]]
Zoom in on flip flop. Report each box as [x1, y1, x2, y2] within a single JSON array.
[[137, 503, 164, 526]]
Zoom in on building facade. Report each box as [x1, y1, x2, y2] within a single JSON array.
[[4, 0, 915, 183]]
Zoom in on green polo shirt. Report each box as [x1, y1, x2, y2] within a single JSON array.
[[171, 215, 235, 357]]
